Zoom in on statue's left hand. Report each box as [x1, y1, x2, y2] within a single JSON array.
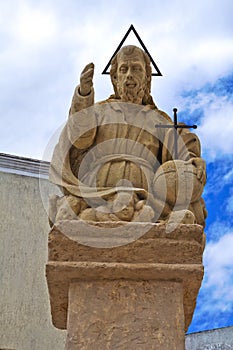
[[188, 158, 206, 185]]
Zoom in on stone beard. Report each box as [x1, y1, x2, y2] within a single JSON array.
[[46, 44, 207, 350], [49, 45, 207, 227], [117, 77, 147, 104]]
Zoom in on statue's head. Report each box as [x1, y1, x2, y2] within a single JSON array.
[[110, 45, 154, 106]]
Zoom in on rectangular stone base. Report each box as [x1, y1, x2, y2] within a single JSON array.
[[46, 221, 205, 349], [66, 280, 185, 350], [46, 260, 203, 333]]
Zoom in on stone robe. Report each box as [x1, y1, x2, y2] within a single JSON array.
[[49, 86, 205, 223]]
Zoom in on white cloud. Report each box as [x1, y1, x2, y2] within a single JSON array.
[[0, 0, 233, 334], [198, 99, 233, 159], [203, 232, 233, 310], [189, 231, 233, 331], [16, 5, 57, 45], [0, 0, 233, 160], [177, 87, 233, 160], [224, 169, 233, 182], [226, 194, 233, 214]]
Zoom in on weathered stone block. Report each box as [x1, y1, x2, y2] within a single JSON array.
[[46, 221, 204, 349]]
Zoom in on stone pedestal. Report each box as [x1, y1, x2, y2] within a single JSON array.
[[46, 221, 205, 350]]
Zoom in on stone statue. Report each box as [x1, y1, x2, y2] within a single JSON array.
[[49, 45, 207, 227]]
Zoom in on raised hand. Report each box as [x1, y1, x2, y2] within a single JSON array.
[[79, 63, 94, 96]]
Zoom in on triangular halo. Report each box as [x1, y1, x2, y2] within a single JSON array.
[[102, 24, 162, 76]]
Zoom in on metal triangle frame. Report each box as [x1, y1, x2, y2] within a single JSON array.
[[102, 24, 162, 76]]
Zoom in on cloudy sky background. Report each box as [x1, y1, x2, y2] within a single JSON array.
[[1, 0, 233, 334]]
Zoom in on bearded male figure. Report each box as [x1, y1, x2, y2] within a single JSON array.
[[49, 45, 207, 226]]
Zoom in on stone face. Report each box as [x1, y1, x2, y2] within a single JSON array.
[[46, 45, 207, 348], [46, 221, 205, 335], [49, 45, 207, 228]]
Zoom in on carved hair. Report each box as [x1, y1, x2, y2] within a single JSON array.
[[110, 45, 156, 107]]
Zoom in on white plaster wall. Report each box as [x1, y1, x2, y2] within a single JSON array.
[[185, 326, 233, 349], [1, 167, 233, 350], [0, 171, 66, 350]]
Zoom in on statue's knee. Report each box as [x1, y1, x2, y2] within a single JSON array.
[[52, 195, 84, 223], [153, 160, 204, 207], [189, 198, 207, 227]]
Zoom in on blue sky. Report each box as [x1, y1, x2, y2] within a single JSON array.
[[1, 0, 233, 334]]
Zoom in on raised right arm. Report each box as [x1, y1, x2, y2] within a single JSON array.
[[69, 63, 95, 115], [68, 63, 96, 149]]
